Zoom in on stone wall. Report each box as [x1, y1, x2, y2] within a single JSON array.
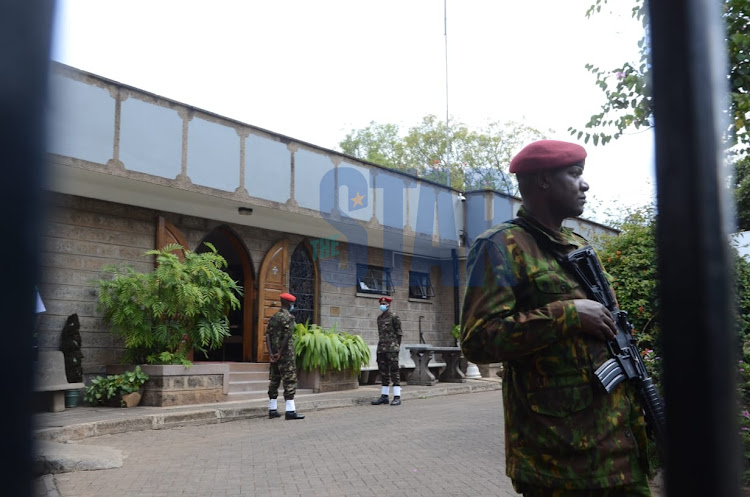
[[39, 193, 462, 383], [317, 241, 458, 348]]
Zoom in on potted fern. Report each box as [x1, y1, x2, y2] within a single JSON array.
[[294, 322, 370, 393], [95, 243, 243, 407]]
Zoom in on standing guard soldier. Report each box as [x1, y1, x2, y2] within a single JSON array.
[[372, 296, 403, 406], [460, 140, 651, 496], [266, 292, 304, 420]]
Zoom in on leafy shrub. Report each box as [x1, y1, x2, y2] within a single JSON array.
[[84, 366, 150, 406], [95, 243, 243, 365], [594, 206, 661, 356], [596, 205, 750, 482], [294, 322, 370, 374]]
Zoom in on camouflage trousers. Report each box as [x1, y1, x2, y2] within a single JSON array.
[[517, 480, 651, 497], [268, 357, 297, 400], [377, 351, 400, 387]]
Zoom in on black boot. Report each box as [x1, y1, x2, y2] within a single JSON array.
[[269, 409, 281, 419], [390, 396, 401, 406], [285, 411, 305, 420], [372, 394, 390, 405]]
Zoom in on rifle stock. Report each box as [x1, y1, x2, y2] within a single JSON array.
[[566, 246, 666, 448]]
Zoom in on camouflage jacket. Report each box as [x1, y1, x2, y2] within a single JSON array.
[[377, 310, 402, 353], [267, 308, 296, 360], [460, 206, 650, 489]]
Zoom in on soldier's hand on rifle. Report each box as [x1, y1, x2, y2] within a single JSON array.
[[574, 299, 617, 342]]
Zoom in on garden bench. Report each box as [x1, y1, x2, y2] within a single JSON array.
[[359, 345, 380, 384], [405, 345, 465, 386], [33, 351, 85, 412]]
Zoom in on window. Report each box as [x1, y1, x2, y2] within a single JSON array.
[[409, 271, 434, 299], [356, 265, 394, 295], [290, 244, 315, 326]]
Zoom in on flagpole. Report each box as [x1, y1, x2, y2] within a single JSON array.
[[444, 0, 450, 187]]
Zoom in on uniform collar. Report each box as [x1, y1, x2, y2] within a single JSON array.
[[517, 206, 580, 248]]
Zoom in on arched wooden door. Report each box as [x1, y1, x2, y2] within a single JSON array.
[[256, 240, 289, 362]]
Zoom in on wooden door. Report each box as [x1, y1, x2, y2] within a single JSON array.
[[256, 240, 289, 362], [155, 215, 192, 360], [156, 216, 188, 260]]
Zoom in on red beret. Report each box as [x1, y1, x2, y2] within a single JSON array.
[[379, 296, 393, 304], [279, 292, 296, 302], [509, 140, 587, 174]]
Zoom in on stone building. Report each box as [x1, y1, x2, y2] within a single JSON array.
[[39, 62, 616, 382]]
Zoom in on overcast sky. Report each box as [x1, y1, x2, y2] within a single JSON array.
[[50, 0, 655, 223]]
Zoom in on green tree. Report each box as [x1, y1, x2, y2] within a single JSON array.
[[735, 156, 750, 230], [339, 115, 545, 193], [596, 204, 750, 481], [572, 0, 750, 149], [573, 0, 750, 228], [568, 1, 651, 147]]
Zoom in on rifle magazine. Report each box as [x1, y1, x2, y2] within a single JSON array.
[[595, 358, 627, 393]]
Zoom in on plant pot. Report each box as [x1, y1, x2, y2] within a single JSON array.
[[298, 368, 360, 393], [64, 389, 81, 408], [120, 391, 142, 408]]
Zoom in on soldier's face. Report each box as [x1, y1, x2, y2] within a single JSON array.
[[546, 163, 589, 218]]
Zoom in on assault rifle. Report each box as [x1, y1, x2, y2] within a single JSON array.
[[566, 246, 666, 448]]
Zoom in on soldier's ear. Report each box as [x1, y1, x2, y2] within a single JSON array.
[[535, 171, 551, 190]]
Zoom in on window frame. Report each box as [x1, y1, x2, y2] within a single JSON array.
[[408, 270, 435, 300], [356, 264, 394, 296]]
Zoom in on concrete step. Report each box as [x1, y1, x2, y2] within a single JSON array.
[[223, 388, 315, 402], [229, 371, 269, 382], [226, 379, 270, 394], [226, 363, 270, 397], [223, 391, 269, 402], [219, 363, 316, 402], [228, 363, 269, 373]]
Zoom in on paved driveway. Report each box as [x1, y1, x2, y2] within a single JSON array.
[[41, 391, 663, 497], [43, 391, 511, 496]]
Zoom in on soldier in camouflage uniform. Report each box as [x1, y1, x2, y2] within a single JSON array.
[[372, 296, 403, 406], [460, 140, 651, 496], [266, 292, 304, 420]]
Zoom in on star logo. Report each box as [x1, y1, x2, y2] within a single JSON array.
[[351, 192, 365, 209]]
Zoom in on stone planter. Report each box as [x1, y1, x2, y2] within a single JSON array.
[[298, 368, 360, 393], [107, 363, 229, 407]]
